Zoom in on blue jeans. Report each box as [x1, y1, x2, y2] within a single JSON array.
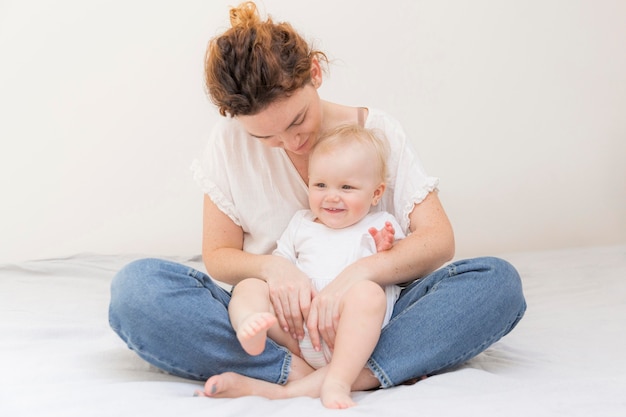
[[109, 257, 525, 388]]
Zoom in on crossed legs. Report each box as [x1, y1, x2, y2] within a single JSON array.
[[203, 278, 387, 408]]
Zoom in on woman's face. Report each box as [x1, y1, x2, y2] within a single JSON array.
[[236, 84, 323, 156]]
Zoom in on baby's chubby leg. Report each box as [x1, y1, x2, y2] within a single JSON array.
[[229, 278, 277, 356], [229, 278, 299, 356], [321, 280, 387, 409]]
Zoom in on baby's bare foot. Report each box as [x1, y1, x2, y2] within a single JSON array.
[[320, 378, 356, 409], [237, 312, 277, 356]]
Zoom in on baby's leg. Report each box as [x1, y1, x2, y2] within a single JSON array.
[[229, 278, 299, 356], [229, 278, 278, 356], [321, 280, 386, 409]]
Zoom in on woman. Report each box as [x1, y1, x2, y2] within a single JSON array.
[[109, 1, 526, 403]]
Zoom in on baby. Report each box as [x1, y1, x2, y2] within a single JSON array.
[[227, 124, 404, 408]]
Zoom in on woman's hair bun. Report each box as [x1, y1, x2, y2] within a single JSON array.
[[229, 1, 261, 29]]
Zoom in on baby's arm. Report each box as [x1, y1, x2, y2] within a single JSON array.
[[368, 221, 396, 252]]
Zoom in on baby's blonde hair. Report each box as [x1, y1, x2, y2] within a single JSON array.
[[311, 124, 390, 183]]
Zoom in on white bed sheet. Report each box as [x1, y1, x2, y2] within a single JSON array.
[[1, 245, 625, 417]]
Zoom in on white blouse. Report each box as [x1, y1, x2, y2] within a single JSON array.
[[191, 108, 439, 256]]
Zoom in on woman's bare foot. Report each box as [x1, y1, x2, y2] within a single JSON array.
[[194, 372, 287, 399], [236, 312, 277, 355], [193, 361, 324, 401], [320, 378, 356, 409]]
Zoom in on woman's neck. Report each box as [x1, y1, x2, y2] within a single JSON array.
[[285, 151, 309, 184], [320, 101, 364, 131]]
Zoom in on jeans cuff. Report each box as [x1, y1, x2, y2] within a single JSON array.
[[276, 346, 292, 386], [366, 358, 389, 388]]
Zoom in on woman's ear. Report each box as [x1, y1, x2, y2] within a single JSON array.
[[310, 58, 323, 88], [372, 183, 386, 206]]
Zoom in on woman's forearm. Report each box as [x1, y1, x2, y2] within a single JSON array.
[[345, 226, 453, 288], [202, 248, 273, 286], [201, 194, 282, 286], [349, 191, 455, 286]]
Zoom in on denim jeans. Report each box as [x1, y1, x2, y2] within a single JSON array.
[[109, 257, 525, 388]]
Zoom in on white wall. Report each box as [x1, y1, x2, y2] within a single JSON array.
[[1, 0, 624, 264]]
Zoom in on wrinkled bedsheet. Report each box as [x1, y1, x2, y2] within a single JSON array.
[[1, 245, 625, 416]]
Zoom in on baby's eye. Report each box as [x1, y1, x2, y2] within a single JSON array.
[[341, 185, 354, 190], [314, 183, 326, 188]]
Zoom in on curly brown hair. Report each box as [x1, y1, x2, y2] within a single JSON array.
[[204, 1, 327, 117]]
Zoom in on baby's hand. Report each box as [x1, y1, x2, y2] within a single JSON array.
[[368, 221, 395, 252]]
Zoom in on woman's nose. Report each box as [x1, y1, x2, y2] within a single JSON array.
[[281, 133, 301, 151]]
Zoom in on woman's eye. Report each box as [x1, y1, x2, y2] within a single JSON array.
[[291, 113, 306, 127]]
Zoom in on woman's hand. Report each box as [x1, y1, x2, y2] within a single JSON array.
[[306, 264, 366, 351], [263, 255, 315, 341]]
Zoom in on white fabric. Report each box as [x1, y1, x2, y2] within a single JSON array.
[[273, 210, 404, 369], [190, 108, 439, 255], [2, 245, 626, 416]]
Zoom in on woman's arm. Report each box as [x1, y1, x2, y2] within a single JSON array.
[[201, 194, 260, 285], [359, 190, 455, 285], [201, 195, 313, 339], [307, 191, 454, 349]]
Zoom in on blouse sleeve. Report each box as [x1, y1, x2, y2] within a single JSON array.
[[368, 110, 439, 233], [190, 119, 242, 227]]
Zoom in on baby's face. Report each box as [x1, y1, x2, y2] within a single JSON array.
[[307, 142, 384, 229]]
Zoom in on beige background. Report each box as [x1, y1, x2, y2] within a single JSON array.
[[1, 0, 624, 263]]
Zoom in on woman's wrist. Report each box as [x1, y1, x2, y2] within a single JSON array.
[[257, 254, 276, 283], [258, 254, 291, 283]]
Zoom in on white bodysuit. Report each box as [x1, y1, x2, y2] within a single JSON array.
[[273, 209, 406, 369]]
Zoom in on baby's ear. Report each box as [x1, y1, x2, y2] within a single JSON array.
[[372, 183, 386, 206]]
